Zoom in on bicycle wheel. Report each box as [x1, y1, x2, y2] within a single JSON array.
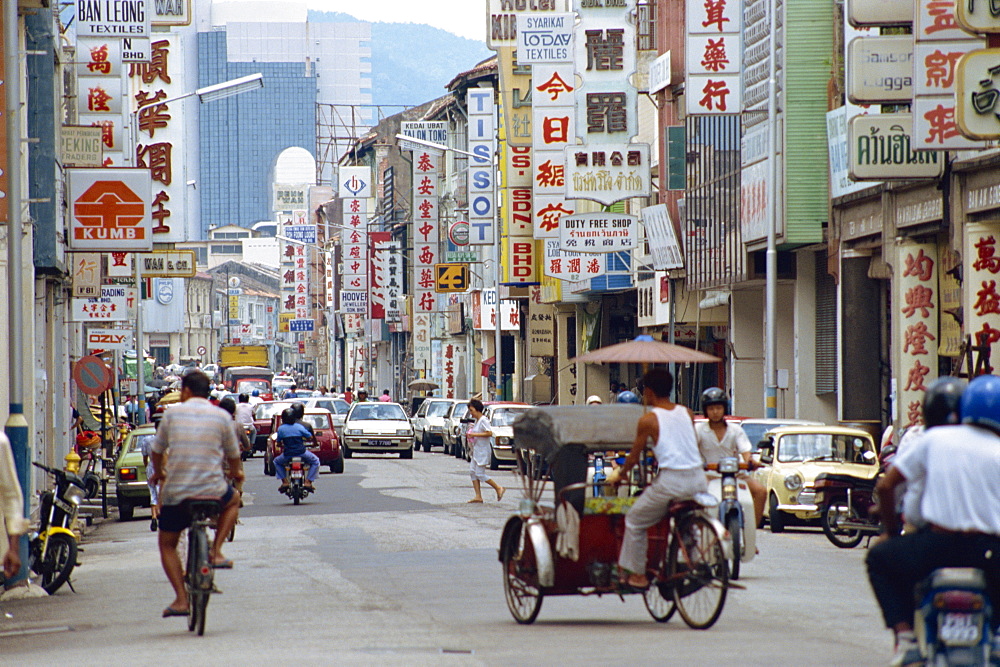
[[726, 513, 741, 581], [501, 524, 543, 624], [39, 533, 77, 595], [195, 590, 209, 636], [643, 582, 677, 623], [669, 514, 728, 630], [821, 501, 864, 549], [186, 526, 211, 633]]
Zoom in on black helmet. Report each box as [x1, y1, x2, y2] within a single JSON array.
[[290, 402, 306, 419], [701, 387, 728, 414], [281, 408, 296, 425], [923, 376, 965, 428]]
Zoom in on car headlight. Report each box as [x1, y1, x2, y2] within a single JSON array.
[[346, 428, 362, 436], [722, 479, 737, 501], [496, 436, 510, 445], [784, 473, 803, 491], [396, 429, 411, 436]]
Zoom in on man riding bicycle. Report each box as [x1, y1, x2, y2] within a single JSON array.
[[148, 370, 243, 619]]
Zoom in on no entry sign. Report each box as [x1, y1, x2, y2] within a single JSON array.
[[73, 355, 113, 396]]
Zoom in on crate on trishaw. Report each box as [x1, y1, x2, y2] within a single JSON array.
[[503, 405, 731, 628]]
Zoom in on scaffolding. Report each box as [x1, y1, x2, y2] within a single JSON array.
[[315, 103, 414, 186]]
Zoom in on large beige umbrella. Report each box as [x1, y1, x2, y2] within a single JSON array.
[[407, 379, 440, 392], [570, 335, 720, 364]]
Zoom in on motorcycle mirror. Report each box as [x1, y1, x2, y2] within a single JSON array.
[[862, 450, 877, 462]]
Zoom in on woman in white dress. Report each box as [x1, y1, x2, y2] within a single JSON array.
[[466, 399, 505, 503]]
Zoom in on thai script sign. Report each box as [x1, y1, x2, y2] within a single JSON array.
[[559, 212, 637, 253], [563, 143, 650, 204], [848, 114, 943, 180]]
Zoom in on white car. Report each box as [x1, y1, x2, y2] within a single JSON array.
[[202, 364, 218, 381], [299, 397, 351, 442], [342, 402, 415, 459], [443, 400, 469, 457], [483, 403, 533, 469], [412, 398, 458, 453]]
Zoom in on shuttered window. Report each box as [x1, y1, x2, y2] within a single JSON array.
[[815, 251, 837, 394]]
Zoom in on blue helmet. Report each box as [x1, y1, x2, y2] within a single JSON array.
[[961, 375, 1000, 435], [617, 390, 640, 404], [251, 389, 260, 397]]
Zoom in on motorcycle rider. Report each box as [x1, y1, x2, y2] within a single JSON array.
[[274, 408, 320, 493], [866, 374, 1000, 666], [234, 394, 257, 448], [695, 387, 765, 527]]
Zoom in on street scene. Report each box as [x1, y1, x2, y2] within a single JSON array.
[[2, 0, 1000, 665], [2, 450, 889, 664]]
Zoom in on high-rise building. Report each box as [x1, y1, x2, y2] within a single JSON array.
[[197, 3, 371, 236]]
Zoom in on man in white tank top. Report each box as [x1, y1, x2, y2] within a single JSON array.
[[605, 368, 707, 590]]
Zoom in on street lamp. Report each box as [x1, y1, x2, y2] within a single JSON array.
[[393, 133, 503, 400], [132, 73, 264, 424]]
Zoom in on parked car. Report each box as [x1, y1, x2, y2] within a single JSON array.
[[752, 425, 879, 533], [739, 418, 825, 452], [114, 424, 157, 521], [443, 400, 469, 457], [253, 400, 295, 453], [412, 398, 458, 453], [201, 364, 218, 381], [264, 409, 343, 475], [341, 402, 414, 459], [455, 402, 534, 467]]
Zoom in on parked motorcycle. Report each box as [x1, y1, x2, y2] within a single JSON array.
[[706, 457, 756, 580], [914, 568, 994, 666], [30, 461, 85, 594], [813, 470, 881, 548], [282, 457, 314, 505]]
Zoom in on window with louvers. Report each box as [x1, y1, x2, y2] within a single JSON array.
[[815, 251, 837, 394]]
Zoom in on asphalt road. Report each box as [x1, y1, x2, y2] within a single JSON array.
[[0, 449, 890, 665]]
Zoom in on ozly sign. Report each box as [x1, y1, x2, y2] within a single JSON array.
[[86, 328, 133, 350]]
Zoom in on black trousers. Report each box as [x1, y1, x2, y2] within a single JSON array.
[[866, 531, 1000, 629]]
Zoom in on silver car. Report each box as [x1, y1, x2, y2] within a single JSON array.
[[412, 398, 458, 453], [342, 402, 415, 459], [300, 397, 351, 442], [443, 400, 469, 457], [484, 403, 533, 469]]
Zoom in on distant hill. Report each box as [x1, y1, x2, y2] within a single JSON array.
[[308, 10, 492, 108]]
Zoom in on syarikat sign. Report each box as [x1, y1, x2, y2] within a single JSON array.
[[68, 168, 153, 251]]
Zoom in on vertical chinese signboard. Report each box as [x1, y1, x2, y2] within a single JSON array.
[[128, 36, 188, 242], [895, 243, 939, 428], [339, 167, 371, 315], [410, 148, 440, 316], [913, 0, 985, 149], [685, 0, 742, 116], [77, 38, 126, 166], [281, 224, 316, 332], [966, 224, 1000, 371]]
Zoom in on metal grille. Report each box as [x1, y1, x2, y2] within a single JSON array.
[[815, 250, 837, 394], [683, 114, 744, 290], [637, 2, 657, 51]]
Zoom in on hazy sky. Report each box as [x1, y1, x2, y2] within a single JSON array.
[[306, 0, 487, 41]]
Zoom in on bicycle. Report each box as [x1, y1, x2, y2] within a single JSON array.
[[182, 497, 223, 636]]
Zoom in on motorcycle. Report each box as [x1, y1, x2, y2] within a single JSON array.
[[282, 457, 314, 505], [706, 457, 756, 580], [914, 567, 994, 666], [815, 451, 882, 549], [30, 462, 85, 594]]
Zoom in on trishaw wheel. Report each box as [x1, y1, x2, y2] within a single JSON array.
[[669, 514, 728, 630], [643, 582, 676, 623], [501, 525, 543, 624]]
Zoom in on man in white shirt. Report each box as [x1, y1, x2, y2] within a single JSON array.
[[695, 387, 765, 526], [0, 433, 28, 585], [866, 375, 1000, 666], [234, 394, 257, 448]]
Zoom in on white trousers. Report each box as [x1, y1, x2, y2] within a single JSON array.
[[618, 467, 707, 575]]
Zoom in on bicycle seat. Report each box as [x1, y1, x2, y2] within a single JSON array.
[[181, 497, 223, 516], [668, 498, 701, 515]]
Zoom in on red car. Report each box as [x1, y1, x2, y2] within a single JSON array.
[[264, 409, 343, 475], [252, 400, 295, 453]]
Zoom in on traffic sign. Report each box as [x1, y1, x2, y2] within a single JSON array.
[[435, 263, 470, 293], [73, 355, 113, 396], [196, 345, 207, 355]]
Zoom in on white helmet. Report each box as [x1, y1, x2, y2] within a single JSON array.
[[586, 395, 603, 405]]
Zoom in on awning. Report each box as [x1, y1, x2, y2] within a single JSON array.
[[481, 356, 495, 377]]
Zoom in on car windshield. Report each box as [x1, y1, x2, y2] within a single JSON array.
[[450, 402, 468, 419], [301, 414, 332, 430], [777, 433, 875, 463], [351, 404, 406, 421], [331, 399, 350, 415], [254, 402, 290, 420], [128, 433, 155, 454], [426, 401, 452, 418], [491, 407, 530, 426], [237, 380, 269, 393], [742, 423, 808, 449]]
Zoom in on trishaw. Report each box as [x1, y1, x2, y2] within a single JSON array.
[[501, 405, 731, 628]]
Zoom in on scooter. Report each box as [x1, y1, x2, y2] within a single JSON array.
[[915, 568, 994, 666], [706, 457, 756, 580], [282, 457, 314, 505], [815, 451, 883, 549], [30, 462, 86, 594]]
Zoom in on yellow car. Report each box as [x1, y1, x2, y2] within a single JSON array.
[[752, 425, 879, 533]]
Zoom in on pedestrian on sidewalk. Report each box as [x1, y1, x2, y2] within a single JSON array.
[[465, 399, 504, 504], [0, 433, 28, 585]]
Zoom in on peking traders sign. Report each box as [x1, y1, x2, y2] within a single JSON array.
[[68, 168, 152, 251]]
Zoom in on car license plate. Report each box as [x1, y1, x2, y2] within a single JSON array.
[[369, 439, 391, 447], [939, 612, 981, 645]]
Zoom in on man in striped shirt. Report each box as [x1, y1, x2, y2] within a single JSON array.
[[149, 370, 243, 618]]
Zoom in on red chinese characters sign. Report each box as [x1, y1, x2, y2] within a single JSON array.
[[897, 244, 939, 428], [685, 0, 742, 115], [967, 224, 1000, 370]]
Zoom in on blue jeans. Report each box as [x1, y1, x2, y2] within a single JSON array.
[[274, 451, 320, 482]]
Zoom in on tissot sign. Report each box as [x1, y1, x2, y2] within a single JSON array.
[[68, 168, 152, 251]]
